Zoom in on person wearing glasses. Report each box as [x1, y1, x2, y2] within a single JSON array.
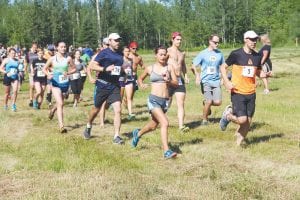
[[128, 41, 145, 91], [191, 34, 224, 126], [219, 30, 262, 146], [167, 32, 190, 133], [83, 33, 125, 145]]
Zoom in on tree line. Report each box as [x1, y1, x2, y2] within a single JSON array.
[[0, 0, 299, 50]]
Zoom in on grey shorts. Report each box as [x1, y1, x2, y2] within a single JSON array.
[[147, 94, 169, 113], [202, 84, 222, 102]]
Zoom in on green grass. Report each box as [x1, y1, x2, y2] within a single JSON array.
[[0, 47, 300, 199]]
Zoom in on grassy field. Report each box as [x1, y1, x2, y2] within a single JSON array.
[[0, 47, 300, 199]]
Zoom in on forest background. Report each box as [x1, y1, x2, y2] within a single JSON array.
[[0, 0, 299, 50]]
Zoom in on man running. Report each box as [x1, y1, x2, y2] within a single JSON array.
[[167, 32, 189, 132], [83, 33, 124, 144], [128, 41, 145, 91], [219, 30, 262, 146], [191, 34, 224, 125]]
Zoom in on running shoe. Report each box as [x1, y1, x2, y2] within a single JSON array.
[[4, 105, 8, 110], [203, 100, 212, 116], [164, 150, 177, 159], [127, 114, 136, 121], [29, 100, 33, 107], [59, 126, 67, 134], [48, 109, 55, 120], [33, 100, 38, 110], [219, 105, 232, 131], [131, 129, 140, 147], [201, 120, 209, 126], [263, 89, 270, 94], [113, 136, 124, 145], [179, 125, 190, 133], [83, 127, 91, 140], [11, 104, 17, 112]]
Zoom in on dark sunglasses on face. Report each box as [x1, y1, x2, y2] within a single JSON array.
[[131, 48, 137, 50], [113, 39, 121, 42], [211, 41, 219, 45], [247, 38, 258, 42]]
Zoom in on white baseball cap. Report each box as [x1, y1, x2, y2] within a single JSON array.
[[244, 30, 259, 39], [102, 37, 109, 44], [108, 33, 121, 40]]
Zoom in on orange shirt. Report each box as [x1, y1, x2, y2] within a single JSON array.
[[226, 48, 262, 95]]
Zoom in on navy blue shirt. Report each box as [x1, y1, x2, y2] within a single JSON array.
[[94, 48, 123, 85]]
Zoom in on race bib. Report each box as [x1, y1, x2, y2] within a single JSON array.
[[111, 66, 121, 76], [177, 77, 183, 86], [206, 66, 216, 74], [80, 70, 86, 77], [242, 66, 255, 77], [18, 64, 24, 71], [37, 69, 45, 77], [7, 68, 18, 77], [58, 74, 69, 84], [125, 68, 132, 76], [72, 73, 80, 80]]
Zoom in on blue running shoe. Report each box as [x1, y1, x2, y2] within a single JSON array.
[[33, 100, 38, 110], [11, 104, 17, 112], [164, 150, 177, 159], [220, 105, 232, 131], [131, 129, 140, 147]]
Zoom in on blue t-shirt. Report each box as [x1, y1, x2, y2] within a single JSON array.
[[5, 58, 19, 80], [193, 48, 224, 86], [94, 48, 123, 86]]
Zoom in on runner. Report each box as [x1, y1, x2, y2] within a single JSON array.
[[128, 41, 145, 91], [259, 34, 272, 94], [131, 45, 178, 159], [219, 30, 262, 146], [43, 41, 76, 133], [0, 48, 19, 111], [191, 34, 224, 125], [44, 44, 56, 107], [25, 42, 38, 107], [70, 49, 86, 107], [83, 33, 124, 144], [121, 46, 135, 120], [167, 32, 190, 132], [16, 48, 27, 91], [31, 48, 47, 109]]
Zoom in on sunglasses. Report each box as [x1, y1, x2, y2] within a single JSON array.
[[113, 39, 121, 42], [247, 38, 258, 42], [211, 41, 219, 45], [131, 48, 137, 50]]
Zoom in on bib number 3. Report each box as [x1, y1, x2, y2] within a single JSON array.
[[242, 66, 255, 77]]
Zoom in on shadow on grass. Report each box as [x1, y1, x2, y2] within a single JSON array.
[[248, 133, 284, 145], [121, 116, 149, 123], [135, 103, 147, 108], [185, 118, 221, 129], [134, 109, 149, 116], [169, 138, 203, 153], [250, 122, 269, 131]]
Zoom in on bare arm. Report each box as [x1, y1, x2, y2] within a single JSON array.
[[67, 56, 76, 75], [261, 50, 269, 65], [168, 64, 179, 87], [191, 64, 201, 85], [137, 66, 149, 89], [43, 58, 53, 79], [220, 63, 234, 91], [0, 58, 8, 74]]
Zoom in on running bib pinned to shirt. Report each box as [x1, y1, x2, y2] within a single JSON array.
[[242, 66, 255, 77], [206, 66, 217, 75], [111, 66, 121, 76], [80, 70, 86, 77], [37, 69, 45, 77], [18, 64, 24, 71], [58, 74, 69, 84], [72, 72, 80, 80], [7, 68, 18, 77]]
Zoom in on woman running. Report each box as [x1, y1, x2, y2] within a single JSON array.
[[0, 48, 19, 111], [70, 49, 86, 107], [31, 48, 47, 109], [43, 41, 76, 133], [131, 46, 178, 159], [121, 46, 135, 120], [17, 48, 27, 91]]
